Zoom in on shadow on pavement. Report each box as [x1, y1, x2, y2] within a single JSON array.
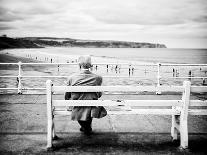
[[46, 132, 207, 154]]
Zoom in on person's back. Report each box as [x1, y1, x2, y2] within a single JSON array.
[[66, 70, 102, 100], [65, 56, 107, 135]]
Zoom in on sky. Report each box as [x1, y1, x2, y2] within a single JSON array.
[[0, 0, 207, 48]]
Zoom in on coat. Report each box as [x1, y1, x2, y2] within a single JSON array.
[[65, 69, 107, 121]]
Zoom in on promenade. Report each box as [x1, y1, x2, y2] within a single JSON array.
[[0, 94, 207, 154]]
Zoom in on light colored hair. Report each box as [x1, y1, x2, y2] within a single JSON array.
[[78, 55, 92, 69]]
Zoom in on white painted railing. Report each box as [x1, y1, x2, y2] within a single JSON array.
[[0, 62, 207, 94]]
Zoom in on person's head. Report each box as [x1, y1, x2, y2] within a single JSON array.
[[78, 55, 92, 69]]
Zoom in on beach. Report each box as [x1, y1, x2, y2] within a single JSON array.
[[0, 50, 155, 94]]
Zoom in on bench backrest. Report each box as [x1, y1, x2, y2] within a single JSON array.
[[46, 80, 207, 115], [46, 80, 207, 149]]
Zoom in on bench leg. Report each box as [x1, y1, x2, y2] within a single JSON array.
[[180, 119, 188, 149], [52, 121, 55, 139], [171, 115, 178, 141], [52, 117, 58, 140], [179, 81, 190, 150], [47, 115, 53, 149]]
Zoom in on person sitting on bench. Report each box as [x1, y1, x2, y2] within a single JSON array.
[[65, 55, 107, 135]]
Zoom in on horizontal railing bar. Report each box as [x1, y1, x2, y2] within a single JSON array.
[[0, 62, 207, 66], [19, 76, 68, 78], [190, 100, 207, 106], [0, 63, 19, 65], [188, 109, 207, 115], [0, 76, 154, 78], [0, 76, 19, 78], [53, 100, 181, 107], [0, 88, 18, 90], [161, 64, 207, 66], [0, 62, 156, 66], [0, 88, 46, 90], [0, 75, 206, 79], [0, 75, 154, 79], [163, 77, 207, 79], [22, 63, 78, 65], [52, 86, 184, 92], [0, 63, 77, 65], [21, 88, 46, 90], [191, 86, 207, 93]]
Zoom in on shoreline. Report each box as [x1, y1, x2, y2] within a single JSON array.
[[2, 47, 207, 64], [1, 47, 154, 65]]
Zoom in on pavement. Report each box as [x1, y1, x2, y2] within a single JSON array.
[[0, 94, 207, 154]]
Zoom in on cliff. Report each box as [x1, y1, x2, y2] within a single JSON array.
[[0, 36, 167, 49], [0, 37, 42, 49], [29, 37, 167, 48]]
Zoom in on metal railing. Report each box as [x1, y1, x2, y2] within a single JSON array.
[[0, 62, 207, 94]]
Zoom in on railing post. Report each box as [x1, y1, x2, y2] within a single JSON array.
[[156, 63, 161, 94], [180, 80, 191, 150], [46, 80, 53, 149], [17, 61, 22, 94]]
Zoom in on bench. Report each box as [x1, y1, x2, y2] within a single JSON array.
[[46, 80, 207, 150]]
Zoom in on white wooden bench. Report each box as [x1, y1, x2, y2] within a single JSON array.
[[46, 80, 207, 150]]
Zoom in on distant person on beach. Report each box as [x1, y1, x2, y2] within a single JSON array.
[[188, 70, 192, 76], [115, 65, 118, 73], [65, 56, 107, 135], [173, 68, 175, 77], [129, 65, 131, 76], [132, 67, 134, 75], [57, 64, 60, 72]]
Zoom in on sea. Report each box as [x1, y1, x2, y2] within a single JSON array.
[[10, 47, 207, 64], [52, 48, 207, 64], [0, 47, 207, 93]]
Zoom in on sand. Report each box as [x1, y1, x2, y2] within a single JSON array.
[[0, 51, 158, 94]]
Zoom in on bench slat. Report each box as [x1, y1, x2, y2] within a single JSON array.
[[191, 86, 207, 93], [53, 109, 180, 115], [52, 86, 183, 93], [188, 109, 207, 115], [189, 100, 207, 106], [53, 100, 182, 107], [53, 109, 207, 116], [109, 109, 180, 115]]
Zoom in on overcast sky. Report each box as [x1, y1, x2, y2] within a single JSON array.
[[0, 0, 207, 48]]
